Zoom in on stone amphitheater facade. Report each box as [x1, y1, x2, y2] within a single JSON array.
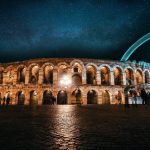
[[0, 58, 150, 105]]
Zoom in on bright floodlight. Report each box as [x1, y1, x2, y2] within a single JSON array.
[[59, 75, 71, 88]]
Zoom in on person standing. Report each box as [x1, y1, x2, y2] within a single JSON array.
[[6, 96, 10, 105], [133, 91, 138, 107], [124, 85, 130, 108], [141, 88, 148, 105], [3, 96, 6, 105]]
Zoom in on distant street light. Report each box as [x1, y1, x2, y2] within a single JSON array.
[[59, 75, 71, 89]]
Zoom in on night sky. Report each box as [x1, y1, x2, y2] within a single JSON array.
[[0, 0, 150, 63]]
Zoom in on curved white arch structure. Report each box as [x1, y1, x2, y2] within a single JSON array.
[[121, 33, 150, 61]]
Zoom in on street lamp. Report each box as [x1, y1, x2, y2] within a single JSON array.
[[59, 75, 71, 89]]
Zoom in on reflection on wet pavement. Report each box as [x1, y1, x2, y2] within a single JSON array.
[[0, 105, 150, 149]]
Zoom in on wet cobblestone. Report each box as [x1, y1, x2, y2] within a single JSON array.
[[0, 105, 150, 149]]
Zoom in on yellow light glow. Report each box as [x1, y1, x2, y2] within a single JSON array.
[[59, 75, 71, 88]]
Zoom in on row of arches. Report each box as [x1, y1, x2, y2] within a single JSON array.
[[0, 60, 149, 86], [0, 89, 123, 105], [12, 66, 150, 85]]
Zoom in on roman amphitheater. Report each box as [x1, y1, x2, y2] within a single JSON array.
[[0, 58, 150, 105]]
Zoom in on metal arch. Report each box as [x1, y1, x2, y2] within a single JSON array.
[[121, 33, 150, 61]]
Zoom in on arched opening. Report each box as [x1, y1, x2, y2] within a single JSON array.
[[86, 65, 96, 85], [71, 89, 82, 104], [102, 90, 110, 104], [57, 90, 67, 104], [145, 71, 150, 84], [136, 70, 143, 84], [58, 65, 68, 79], [43, 90, 53, 105], [29, 65, 39, 84], [87, 90, 98, 104], [17, 91, 25, 105], [114, 67, 123, 85], [125, 68, 134, 85], [4, 92, 12, 105], [72, 74, 82, 86], [115, 91, 122, 104], [0, 71, 3, 84], [43, 66, 53, 84], [100, 66, 110, 85], [30, 91, 38, 105], [18, 67, 26, 83], [72, 63, 83, 85]]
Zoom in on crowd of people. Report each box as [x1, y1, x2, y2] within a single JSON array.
[[0, 95, 11, 106], [124, 86, 150, 108]]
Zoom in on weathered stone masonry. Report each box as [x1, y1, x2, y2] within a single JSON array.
[[0, 58, 149, 105]]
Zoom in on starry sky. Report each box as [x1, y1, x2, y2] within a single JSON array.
[[0, 0, 150, 63]]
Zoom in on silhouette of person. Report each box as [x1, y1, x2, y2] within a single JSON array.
[[141, 88, 148, 105], [133, 91, 137, 107], [124, 85, 130, 108], [6, 96, 10, 105], [3, 96, 6, 105]]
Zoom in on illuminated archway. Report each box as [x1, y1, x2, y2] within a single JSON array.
[[43, 90, 53, 105], [87, 90, 98, 104], [71, 89, 82, 104], [102, 90, 110, 104], [17, 91, 25, 105], [30, 91, 38, 105], [57, 90, 67, 104], [136, 69, 143, 84], [121, 33, 150, 61]]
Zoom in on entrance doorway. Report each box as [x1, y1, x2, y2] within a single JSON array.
[[87, 90, 97, 104], [57, 90, 67, 104], [18, 91, 25, 105], [102, 90, 110, 104], [43, 90, 53, 105], [30, 91, 38, 105]]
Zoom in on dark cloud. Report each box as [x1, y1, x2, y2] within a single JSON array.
[[0, 0, 149, 63]]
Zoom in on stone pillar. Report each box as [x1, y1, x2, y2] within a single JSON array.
[[53, 89, 58, 105], [3, 71, 7, 85], [121, 92, 125, 104], [82, 70, 86, 85], [96, 71, 101, 85], [25, 70, 29, 85], [82, 93, 87, 104], [111, 94, 116, 104], [38, 86, 43, 105], [13, 71, 17, 85], [133, 72, 137, 85], [122, 72, 126, 85], [53, 68, 58, 87], [24, 90, 30, 105], [38, 69, 43, 85], [10, 91, 16, 105], [68, 68, 72, 84], [67, 90, 72, 105], [110, 71, 114, 85], [142, 72, 145, 84], [97, 91, 102, 104]]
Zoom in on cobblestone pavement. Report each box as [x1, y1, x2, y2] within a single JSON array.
[[0, 105, 150, 150]]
